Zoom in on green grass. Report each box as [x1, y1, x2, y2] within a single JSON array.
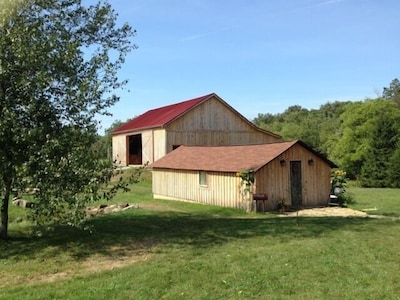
[[1, 174, 400, 299], [347, 186, 400, 216]]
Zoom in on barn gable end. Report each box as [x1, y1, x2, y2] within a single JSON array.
[[111, 93, 281, 166]]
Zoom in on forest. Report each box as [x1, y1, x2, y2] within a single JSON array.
[[253, 78, 400, 188]]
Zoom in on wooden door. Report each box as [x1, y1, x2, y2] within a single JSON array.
[[290, 161, 302, 209]]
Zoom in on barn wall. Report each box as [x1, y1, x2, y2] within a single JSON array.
[[254, 159, 289, 211], [112, 129, 161, 166], [153, 129, 167, 162], [165, 96, 280, 152], [255, 144, 331, 210], [152, 169, 242, 208], [112, 134, 127, 166], [141, 129, 154, 165], [152, 143, 332, 210]]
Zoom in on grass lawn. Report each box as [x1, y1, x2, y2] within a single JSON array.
[[347, 185, 400, 216], [0, 173, 399, 299]]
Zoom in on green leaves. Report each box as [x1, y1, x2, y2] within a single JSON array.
[[383, 78, 400, 107], [0, 0, 136, 238], [253, 79, 400, 187], [0, 0, 26, 26]]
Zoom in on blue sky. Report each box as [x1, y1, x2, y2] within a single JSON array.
[[94, 0, 399, 133]]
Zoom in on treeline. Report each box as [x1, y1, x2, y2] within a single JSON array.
[[253, 79, 400, 188]]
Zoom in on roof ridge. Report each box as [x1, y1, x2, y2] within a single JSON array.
[[112, 93, 214, 134], [143, 93, 214, 113]]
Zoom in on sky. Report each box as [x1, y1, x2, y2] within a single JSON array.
[[92, 0, 400, 134]]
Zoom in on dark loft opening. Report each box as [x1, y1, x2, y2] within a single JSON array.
[[128, 134, 142, 165]]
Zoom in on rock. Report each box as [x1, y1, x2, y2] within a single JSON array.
[[86, 203, 139, 217], [12, 198, 34, 208]]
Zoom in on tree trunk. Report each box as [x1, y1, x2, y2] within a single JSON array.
[[0, 179, 11, 240]]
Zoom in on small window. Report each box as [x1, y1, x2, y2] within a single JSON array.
[[199, 171, 207, 186]]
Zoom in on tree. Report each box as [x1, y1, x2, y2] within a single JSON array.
[[318, 101, 351, 156], [331, 101, 371, 178], [330, 99, 400, 180], [92, 118, 131, 160], [388, 144, 400, 188], [360, 112, 399, 187], [383, 78, 400, 107], [255, 105, 326, 151], [0, 0, 136, 239]]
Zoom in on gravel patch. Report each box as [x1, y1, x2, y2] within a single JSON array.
[[278, 207, 369, 218]]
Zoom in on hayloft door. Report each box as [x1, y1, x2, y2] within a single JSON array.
[[290, 161, 302, 208]]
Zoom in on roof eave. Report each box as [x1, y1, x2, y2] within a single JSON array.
[[112, 125, 165, 135], [295, 140, 338, 168]]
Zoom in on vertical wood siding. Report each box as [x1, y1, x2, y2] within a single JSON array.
[[153, 129, 166, 162], [165, 97, 280, 152], [152, 169, 242, 208], [255, 144, 331, 210], [141, 130, 154, 165], [112, 134, 127, 166], [152, 144, 332, 211], [112, 95, 281, 166], [113, 130, 156, 166]]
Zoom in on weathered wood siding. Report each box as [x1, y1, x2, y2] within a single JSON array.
[[152, 143, 332, 211], [112, 95, 281, 166], [112, 134, 127, 166], [165, 96, 280, 152], [254, 143, 331, 210], [141, 129, 154, 165], [152, 169, 242, 208], [153, 129, 167, 162], [112, 129, 161, 166]]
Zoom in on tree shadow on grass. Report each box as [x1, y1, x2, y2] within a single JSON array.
[[0, 210, 394, 261]]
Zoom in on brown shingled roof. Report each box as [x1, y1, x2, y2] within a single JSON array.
[[150, 141, 299, 172]]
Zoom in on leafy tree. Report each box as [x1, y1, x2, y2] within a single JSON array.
[[0, 0, 136, 239], [92, 119, 129, 160], [388, 144, 400, 188], [254, 104, 342, 154], [360, 112, 399, 187], [255, 105, 319, 146], [254, 80, 400, 183], [330, 101, 371, 178], [330, 99, 400, 180], [383, 78, 400, 107], [318, 101, 351, 156]]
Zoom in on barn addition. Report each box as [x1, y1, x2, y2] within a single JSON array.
[[150, 141, 337, 211]]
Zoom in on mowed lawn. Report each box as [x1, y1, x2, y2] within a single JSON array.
[[0, 175, 400, 300]]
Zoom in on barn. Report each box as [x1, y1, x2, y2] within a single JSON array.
[[112, 93, 281, 166], [150, 140, 338, 211]]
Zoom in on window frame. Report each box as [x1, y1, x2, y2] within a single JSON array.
[[199, 171, 208, 187]]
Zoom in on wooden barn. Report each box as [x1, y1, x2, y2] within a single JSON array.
[[112, 93, 281, 166], [150, 140, 337, 211]]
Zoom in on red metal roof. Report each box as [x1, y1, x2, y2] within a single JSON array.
[[112, 93, 214, 134], [150, 141, 298, 172]]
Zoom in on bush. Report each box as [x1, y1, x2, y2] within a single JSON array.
[[331, 170, 354, 206]]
